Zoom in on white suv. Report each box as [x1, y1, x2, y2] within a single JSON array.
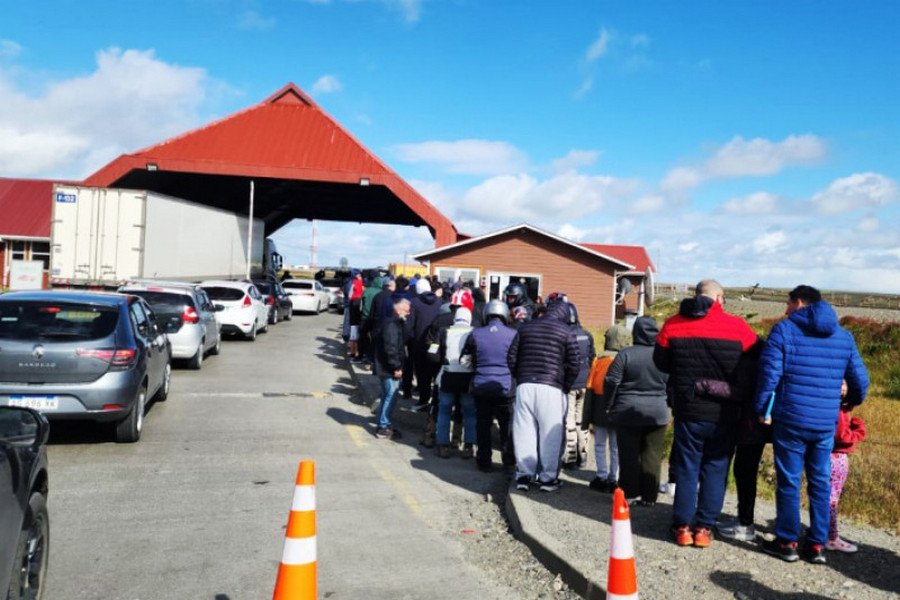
[[200, 281, 270, 341]]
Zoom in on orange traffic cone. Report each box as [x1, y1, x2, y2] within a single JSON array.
[[606, 487, 638, 599], [273, 460, 317, 599]]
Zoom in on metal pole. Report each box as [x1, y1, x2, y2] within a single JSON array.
[[246, 180, 254, 280]]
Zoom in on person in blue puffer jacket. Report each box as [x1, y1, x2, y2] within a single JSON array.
[[755, 285, 868, 565]]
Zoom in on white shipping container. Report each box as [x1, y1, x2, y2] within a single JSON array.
[[50, 185, 264, 286]]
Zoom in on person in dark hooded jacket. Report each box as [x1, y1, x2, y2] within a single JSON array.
[[508, 300, 580, 491], [654, 279, 759, 548], [606, 316, 669, 505], [407, 278, 442, 409], [562, 302, 595, 469]]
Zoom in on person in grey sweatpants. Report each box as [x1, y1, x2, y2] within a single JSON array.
[[508, 300, 581, 492]]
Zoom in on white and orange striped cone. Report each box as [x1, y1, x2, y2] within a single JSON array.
[[606, 487, 638, 599], [273, 460, 317, 599]]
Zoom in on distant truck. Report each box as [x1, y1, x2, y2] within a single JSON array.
[[50, 185, 281, 288]]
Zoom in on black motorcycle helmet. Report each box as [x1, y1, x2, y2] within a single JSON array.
[[566, 302, 579, 326], [503, 283, 527, 308]]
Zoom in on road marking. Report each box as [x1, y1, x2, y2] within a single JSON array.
[[373, 464, 423, 516], [345, 424, 368, 449]]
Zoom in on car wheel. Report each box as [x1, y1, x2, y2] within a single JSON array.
[[115, 385, 146, 443], [188, 343, 204, 370], [154, 362, 171, 402], [7, 491, 49, 600], [260, 318, 269, 334], [247, 322, 257, 341], [284, 309, 292, 321], [209, 335, 221, 356], [271, 309, 279, 325]]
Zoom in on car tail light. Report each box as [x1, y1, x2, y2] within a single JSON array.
[[266, 295, 275, 306], [102, 404, 125, 411], [303, 292, 315, 297], [77, 348, 138, 369], [182, 306, 200, 324], [242, 295, 252, 307]]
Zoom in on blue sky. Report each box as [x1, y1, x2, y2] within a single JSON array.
[[1, 1, 898, 292]]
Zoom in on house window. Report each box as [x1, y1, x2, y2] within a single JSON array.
[[435, 267, 480, 287], [11, 241, 26, 261], [31, 242, 50, 270]]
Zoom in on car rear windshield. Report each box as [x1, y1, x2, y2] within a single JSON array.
[[125, 291, 195, 313], [0, 301, 120, 341], [203, 287, 245, 301], [320, 278, 343, 287], [253, 282, 274, 294], [283, 282, 313, 290]]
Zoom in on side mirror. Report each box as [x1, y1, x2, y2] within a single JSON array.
[[214, 304, 225, 312], [0, 406, 49, 447]]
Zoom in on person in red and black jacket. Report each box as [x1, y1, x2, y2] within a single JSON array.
[[653, 279, 760, 549]]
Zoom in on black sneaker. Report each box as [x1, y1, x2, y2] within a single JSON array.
[[803, 542, 827, 565], [539, 479, 561, 492], [762, 538, 799, 562], [515, 476, 531, 491], [375, 427, 393, 439]]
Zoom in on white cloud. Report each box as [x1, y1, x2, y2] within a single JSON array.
[[678, 242, 700, 253], [393, 139, 529, 176], [586, 28, 612, 62], [628, 195, 666, 215], [0, 47, 208, 178], [630, 34, 650, 48], [237, 10, 276, 31], [855, 216, 880, 233], [662, 134, 827, 193], [557, 223, 589, 241], [551, 150, 599, 173], [459, 171, 637, 224], [722, 191, 779, 215], [311, 74, 343, 94], [0, 39, 22, 59], [811, 172, 898, 214]]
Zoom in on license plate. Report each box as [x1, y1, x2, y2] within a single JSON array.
[[8, 396, 59, 410]]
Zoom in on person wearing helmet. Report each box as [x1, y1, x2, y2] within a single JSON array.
[[503, 282, 535, 326], [561, 302, 595, 469], [463, 300, 519, 471]]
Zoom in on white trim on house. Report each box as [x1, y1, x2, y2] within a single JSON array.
[[412, 223, 635, 270]]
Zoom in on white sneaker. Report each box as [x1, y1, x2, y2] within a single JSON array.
[[825, 537, 858, 553], [717, 521, 756, 541], [659, 482, 676, 495]]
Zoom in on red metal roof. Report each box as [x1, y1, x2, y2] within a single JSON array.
[[0, 178, 56, 238], [85, 83, 458, 245], [581, 244, 655, 274]]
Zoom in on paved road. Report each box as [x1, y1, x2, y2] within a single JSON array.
[[44, 312, 511, 600]]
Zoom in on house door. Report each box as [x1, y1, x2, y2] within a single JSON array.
[[486, 272, 542, 302]]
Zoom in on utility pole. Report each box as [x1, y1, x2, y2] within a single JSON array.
[[246, 180, 254, 280], [310, 220, 318, 268]]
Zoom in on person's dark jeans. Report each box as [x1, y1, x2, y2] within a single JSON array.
[[733, 442, 766, 526], [401, 342, 414, 396], [474, 393, 513, 467], [671, 418, 737, 528], [412, 351, 435, 405], [616, 423, 667, 503]]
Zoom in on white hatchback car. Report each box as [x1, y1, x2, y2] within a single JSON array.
[[200, 281, 270, 340], [282, 279, 330, 313]]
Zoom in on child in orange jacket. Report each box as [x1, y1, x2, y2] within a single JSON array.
[[827, 380, 867, 553]]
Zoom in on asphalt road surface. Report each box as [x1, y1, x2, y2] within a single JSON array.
[[44, 312, 513, 600]]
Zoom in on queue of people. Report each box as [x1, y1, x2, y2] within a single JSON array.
[[346, 273, 870, 566]]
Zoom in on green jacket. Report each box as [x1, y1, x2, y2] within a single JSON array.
[[361, 277, 384, 320]]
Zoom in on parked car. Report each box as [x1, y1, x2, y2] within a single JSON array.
[[251, 279, 293, 324], [0, 290, 172, 443], [282, 279, 330, 313], [318, 277, 346, 311], [200, 281, 269, 340], [118, 280, 222, 369], [0, 406, 50, 598]]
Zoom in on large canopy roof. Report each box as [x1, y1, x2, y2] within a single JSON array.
[[84, 83, 457, 245]]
